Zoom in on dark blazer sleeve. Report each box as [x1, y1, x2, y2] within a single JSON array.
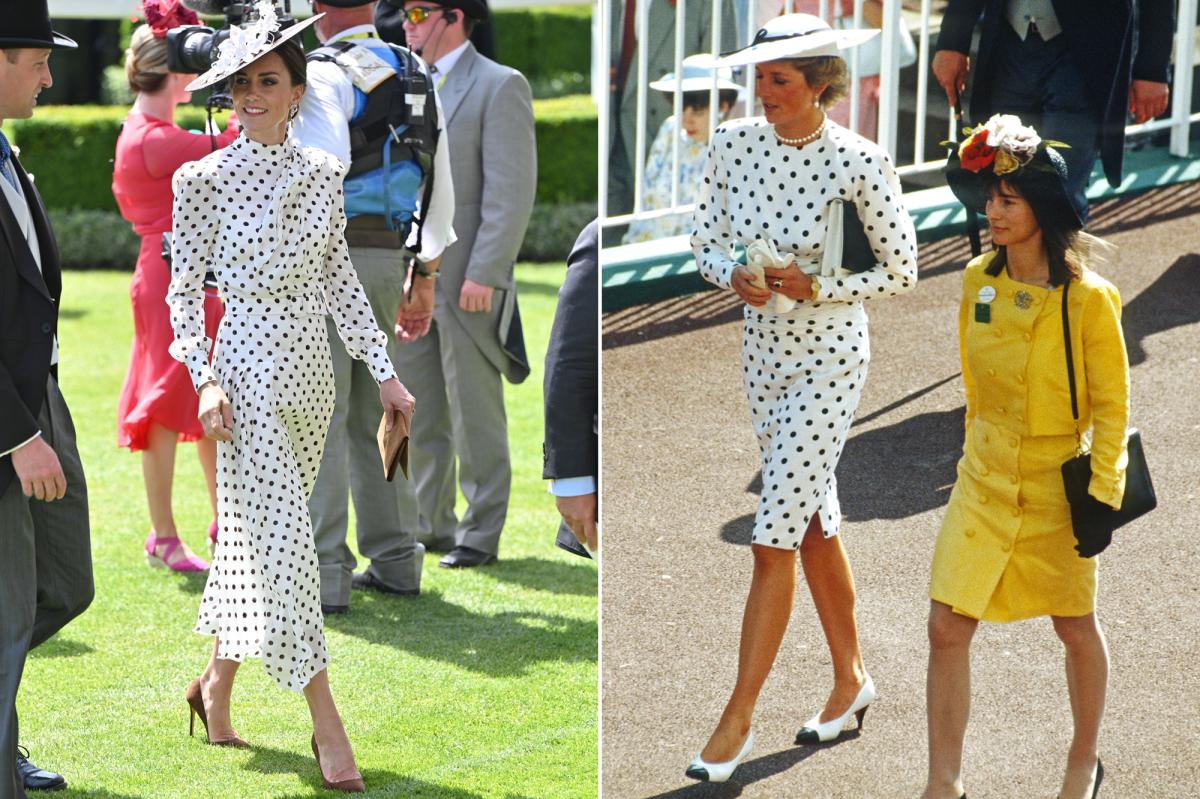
[[1131, 0, 1175, 82], [935, 0, 989, 53], [542, 220, 598, 482]]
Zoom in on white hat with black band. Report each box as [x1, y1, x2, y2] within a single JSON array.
[[714, 13, 878, 68]]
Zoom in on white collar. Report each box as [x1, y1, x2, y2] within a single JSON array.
[[327, 24, 381, 44], [432, 40, 470, 77]]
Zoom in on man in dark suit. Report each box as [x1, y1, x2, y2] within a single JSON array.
[[543, 221, 598, 558], [932, 0, 1173, 220], [0, 3, 94, 795]]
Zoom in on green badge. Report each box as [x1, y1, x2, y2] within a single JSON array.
[[975, 303, 991, 323]]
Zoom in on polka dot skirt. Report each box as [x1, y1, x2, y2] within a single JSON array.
[[691, 118, 918, 549], [167, 134, 398, 691]]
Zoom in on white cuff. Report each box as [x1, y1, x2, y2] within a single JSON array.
[[0, 431, 42, 458], [549, 476, 597, 497]]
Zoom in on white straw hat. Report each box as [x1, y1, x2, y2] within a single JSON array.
[[714, 13, 878, 68], [648, 54, 743, 95], [185, 2, 322, 92]]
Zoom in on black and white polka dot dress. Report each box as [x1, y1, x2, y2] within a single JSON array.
[[167, 135, 397, 692], [692, 118, 917, 549]]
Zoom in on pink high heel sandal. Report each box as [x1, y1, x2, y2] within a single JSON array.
[[145, 532, 209, 572], [207, 520, 219, 558]]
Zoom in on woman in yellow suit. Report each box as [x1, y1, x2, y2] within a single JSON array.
[[921, 116, 1128, 799]]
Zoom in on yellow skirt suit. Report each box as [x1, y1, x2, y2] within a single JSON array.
[[930, 252, 1130, 621]]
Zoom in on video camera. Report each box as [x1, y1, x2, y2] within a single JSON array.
[[166, 2, 300, 109]]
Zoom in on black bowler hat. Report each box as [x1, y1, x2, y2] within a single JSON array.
[[378, 0, 488, 21], [0, 0, 78, 49]]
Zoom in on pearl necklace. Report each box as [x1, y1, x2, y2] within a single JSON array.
[[774, 115, 826, 147]]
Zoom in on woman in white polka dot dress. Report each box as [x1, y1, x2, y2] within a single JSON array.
[[684, 15, 917, 784], [165, 9, 409, 792]]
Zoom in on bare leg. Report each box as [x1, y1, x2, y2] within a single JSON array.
[[798, 519, 868, 720], [199, 639, 243, 741], [1052, 613, 1108, 799], [143, 423, 180, 538], [698, 541, 798, 762], [304, 669, 362, 783], [196, 436, 218, 520], [921, 601, 978, 799]]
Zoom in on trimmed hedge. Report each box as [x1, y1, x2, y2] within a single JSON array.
[[492, 5, 591, 87], [9, 97, 596, 211], [47, 199, 592, 268]]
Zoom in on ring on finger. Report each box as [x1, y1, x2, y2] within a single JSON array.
[[772, 279, 784, 289]]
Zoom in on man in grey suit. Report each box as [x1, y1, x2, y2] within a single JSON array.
[[389, 0, 536, 568], [0, 3, 94, 794], [607, 0, 738, 217], [294, 0, 457, 611]]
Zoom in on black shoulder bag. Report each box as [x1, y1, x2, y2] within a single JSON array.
[[1059, 279, 1157, 557]]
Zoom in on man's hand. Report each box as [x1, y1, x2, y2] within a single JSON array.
[[396, 274, 434, 343], [556, 492, 597, 552], [932, 50, 970, 107], [10, 436, 66, 501], [1129, 79, 1169, 124], [459, 279, 494, 313]]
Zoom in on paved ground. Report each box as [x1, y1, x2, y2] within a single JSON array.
[[601, 181, 1200, 798]]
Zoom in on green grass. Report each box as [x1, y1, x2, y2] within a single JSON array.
[[17, 264, 597, 798]]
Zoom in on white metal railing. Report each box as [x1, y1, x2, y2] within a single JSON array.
[[599, 0, 1200, 242]]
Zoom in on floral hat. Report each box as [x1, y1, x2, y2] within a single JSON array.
[[185, 1, 322, 92], [944, 114, 1084, 230]]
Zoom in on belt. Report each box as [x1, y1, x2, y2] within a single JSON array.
[[345, 215, 412, 250]]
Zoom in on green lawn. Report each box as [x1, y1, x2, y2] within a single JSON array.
[[17, 264, 597, 798]]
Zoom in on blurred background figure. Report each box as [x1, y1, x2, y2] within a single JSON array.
[[621, 56, 740, 244], [606, 0, 738, 218], [374, 0, 496, 59], [111, 2, 239, 572]]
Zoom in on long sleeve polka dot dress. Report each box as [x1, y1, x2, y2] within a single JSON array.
[[167, 135, 397, 692], [692, 118, 917, 549]]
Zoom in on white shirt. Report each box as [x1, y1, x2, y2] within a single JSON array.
[[291, 24, 456, 262], [430, 40, 470, 83]]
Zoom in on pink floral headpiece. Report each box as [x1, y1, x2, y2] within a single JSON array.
[[141, 0, 201, 38]]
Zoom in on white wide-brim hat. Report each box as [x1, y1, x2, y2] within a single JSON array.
[[648, 54, 743, 95], [185, 3, 323, 92], [714, 13, 878, 68]]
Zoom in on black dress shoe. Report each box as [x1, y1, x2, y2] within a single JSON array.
[[321, 602, 349, 615], [438, 546, 497, 568], [351, 570, 419, 596], [17, 746, 66, 791]]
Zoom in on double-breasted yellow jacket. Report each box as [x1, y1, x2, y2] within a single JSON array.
[[930, 252, 1130, 621]]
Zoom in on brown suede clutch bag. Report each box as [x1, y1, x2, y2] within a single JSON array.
[[377, 408, 411, 481]]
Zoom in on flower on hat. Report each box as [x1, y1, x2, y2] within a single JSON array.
[[209, 1, 280, 78], [952, 114, 1057, 176], [141, 0, 201, 38], [957, 127, 996, 173]]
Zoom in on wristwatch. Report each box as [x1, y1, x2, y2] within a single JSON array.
[[412, 260, 437, 279]]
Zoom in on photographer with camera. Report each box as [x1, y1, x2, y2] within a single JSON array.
[[112, 0, 241, 575], [291, 0, 455, 613]]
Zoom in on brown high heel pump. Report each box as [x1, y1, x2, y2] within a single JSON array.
[[311, 735, 365, 793], [185, 678, 250, 748]]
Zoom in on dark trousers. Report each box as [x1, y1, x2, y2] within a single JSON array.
[[988, 24, 1102, 221], [0, 377, 93, 799]]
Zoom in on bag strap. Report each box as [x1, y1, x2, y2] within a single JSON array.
[[1061, 279, 1083, 451]]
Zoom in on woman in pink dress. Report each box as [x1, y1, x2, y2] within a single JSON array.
[[113, 4, 238, 572]]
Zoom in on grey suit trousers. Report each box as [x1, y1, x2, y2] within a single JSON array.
[[0, 377, 93, 799], [308, 246, 424, 605], [393, 302, 510, 555]]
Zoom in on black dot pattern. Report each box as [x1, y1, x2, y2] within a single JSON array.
[[690, 118, 918, 549], [166, 134, 398, 692]]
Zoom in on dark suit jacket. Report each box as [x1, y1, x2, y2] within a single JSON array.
[[543, 221, 598, 558], [936, 0, 1175, 187], [0, 155, 62, 496]]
